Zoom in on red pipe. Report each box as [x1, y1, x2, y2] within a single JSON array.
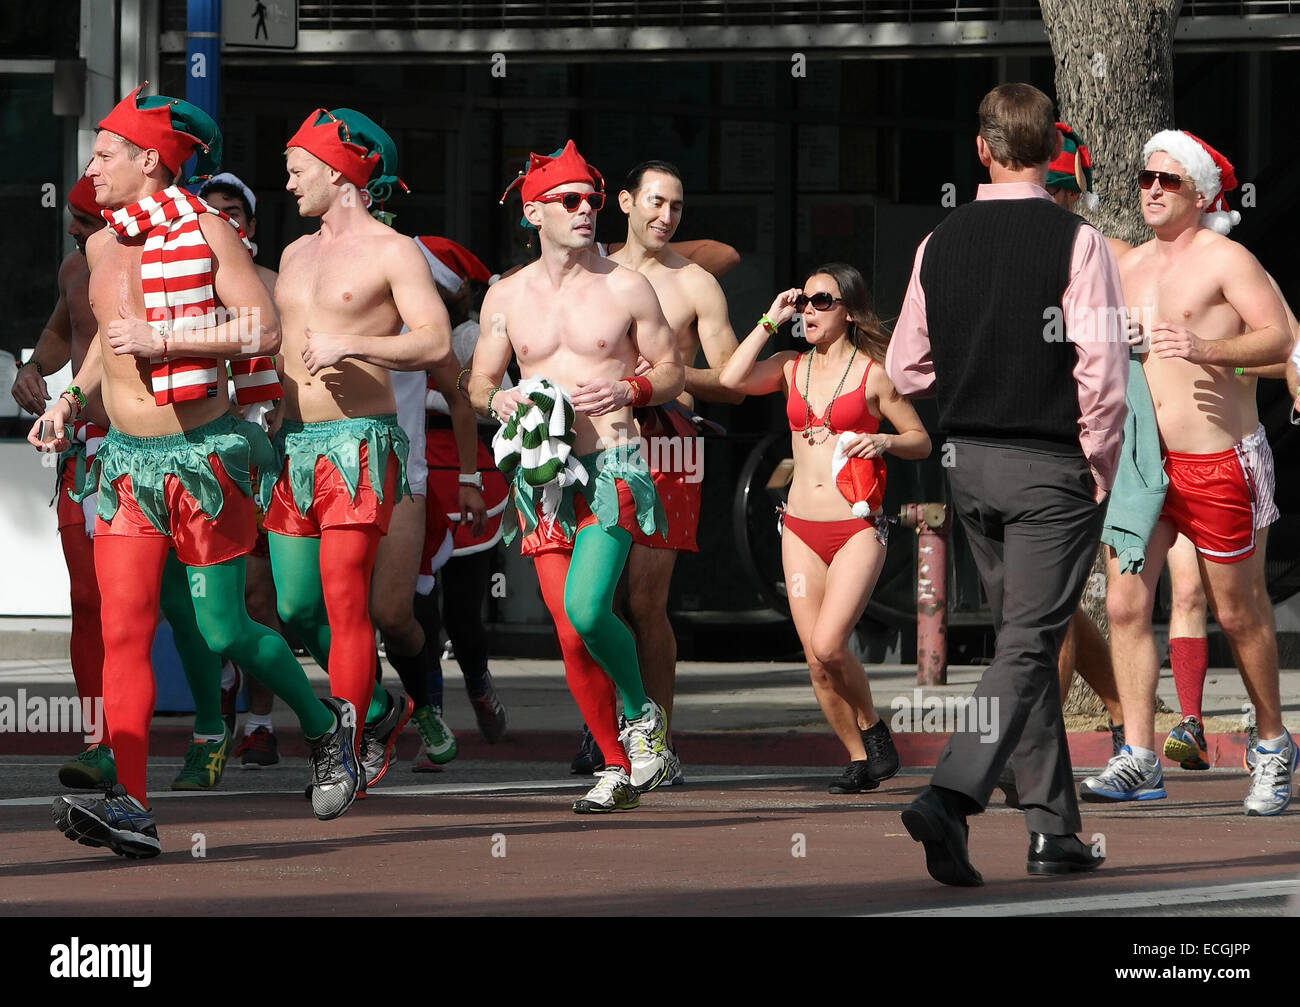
[[900, 503, 949, 686]]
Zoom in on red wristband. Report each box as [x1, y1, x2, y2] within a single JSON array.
[[623, 376, 652, 408]]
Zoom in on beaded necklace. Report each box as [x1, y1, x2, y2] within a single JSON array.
[[801, 343, 858, 445]]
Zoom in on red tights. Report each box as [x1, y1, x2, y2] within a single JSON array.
[[61, 525, 109, 749], [534, 552, 629, 772]]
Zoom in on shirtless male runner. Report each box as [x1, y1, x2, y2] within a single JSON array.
[[271, 107, 472, 786], [607, 160, 741, 779], [19, 171, 269, 797], [30, 86, 360, 858], [1160, 276, 1295, 772], [1080, 130, 1296, 815], [469, 140, 684, 812], [13, 175, 115, 787]]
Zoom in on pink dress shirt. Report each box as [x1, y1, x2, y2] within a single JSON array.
[[885, 182, 1128, 500]]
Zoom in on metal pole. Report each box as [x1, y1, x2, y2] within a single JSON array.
[[900, 502, 949, 686], [186, 0, 221, 119]]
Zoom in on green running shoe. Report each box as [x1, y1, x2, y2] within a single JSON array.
[[171, 730, 232, 791], [58, 744, 117, 790], [412, 705, 458, 766]]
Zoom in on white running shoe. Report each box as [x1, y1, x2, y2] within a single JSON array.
[[1079, 746, 1167, 802], [1244, 733, 1297, 817], [572, 767, 639, 814], [620, 702, 671, 792]]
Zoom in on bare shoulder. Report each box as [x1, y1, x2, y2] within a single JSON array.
[[58, 251, 88, 290], [604, 259, 655, 298], [84, 227, 112, 269], [377, 228, 433, 273], [1106, 236, 1133, 261], [254, 263, 278, 296], [279, 233, 314, 267], [675, 258, 724, 303], [485, 261, 533, 307], [197, 212, 247, 255], [866, 354, 896, 393], [1119, 237, 1158, 277], [1195, 227, 1258, 271]]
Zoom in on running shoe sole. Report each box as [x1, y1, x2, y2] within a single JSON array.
[[1079, 783, 1167, 802], [1163, 732, 1209, 770], [572, 793, 640, 814]]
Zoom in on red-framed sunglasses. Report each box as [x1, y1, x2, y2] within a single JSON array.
[[533, 191, 605, 212]]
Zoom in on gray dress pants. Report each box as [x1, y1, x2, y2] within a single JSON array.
[[931, 438, 1104, 835]]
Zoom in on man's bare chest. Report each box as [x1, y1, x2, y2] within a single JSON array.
[[280, 243, 393, 319], [89, 243, 146, 323], [509, 298, 632, 363]]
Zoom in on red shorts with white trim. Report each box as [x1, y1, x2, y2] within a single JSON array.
[[95, 462, 257, 567], [1240, 423, 1279, 530], [1160, 445, 1257, 564]]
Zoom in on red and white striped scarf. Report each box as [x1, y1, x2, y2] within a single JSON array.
[[104, 186, 282, 406]]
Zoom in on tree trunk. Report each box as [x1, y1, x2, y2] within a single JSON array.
[[1042, 0, 1182, 716], [1040, 0, 1183, 246], [1063, 549, 1110, 718]]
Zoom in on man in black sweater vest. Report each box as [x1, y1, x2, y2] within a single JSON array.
[[886, 83, 1128, 886]]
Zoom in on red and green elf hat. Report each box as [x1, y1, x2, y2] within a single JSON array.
[[98, 84, 222, 184], [1046, 121, 1098, 211]]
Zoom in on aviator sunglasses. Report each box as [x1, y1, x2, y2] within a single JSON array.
[[533, 191, 606, 211], [1137, 170, 1193, 191], [795, 292, 843, 311]]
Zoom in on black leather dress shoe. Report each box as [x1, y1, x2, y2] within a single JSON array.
[[901, 787, 984, 887], [1027, 832, 1104, 876]]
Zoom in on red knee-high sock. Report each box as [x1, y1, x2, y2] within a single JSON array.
[[94, 535, 169, 804], [535, 553, 628, 773], [1170, 637, 1209, 722], [61, 526, 109, 749], [319, 527, 383, 757]]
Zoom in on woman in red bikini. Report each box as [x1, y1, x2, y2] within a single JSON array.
[[721, 263, 930, 793]]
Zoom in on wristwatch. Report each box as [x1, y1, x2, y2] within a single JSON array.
[[458, 472, 484, 490]]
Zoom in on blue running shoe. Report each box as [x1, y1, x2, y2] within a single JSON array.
[[52, 784, 161, 859], [1163, 715, 1210, 770], [1079, 745, 1167, 802]]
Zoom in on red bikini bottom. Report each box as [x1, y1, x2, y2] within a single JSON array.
[[782, 514, 877, 566]]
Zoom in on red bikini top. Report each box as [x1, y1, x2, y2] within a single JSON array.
[[786, 353, 879, 435]]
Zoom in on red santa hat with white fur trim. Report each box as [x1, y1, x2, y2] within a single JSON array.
[[831, 433, 887, 519], [1142, 129, 1241, 235]]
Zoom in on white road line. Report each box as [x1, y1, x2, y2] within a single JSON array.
[[867, 878, 1300, 916], [0, 771, 830, 807]]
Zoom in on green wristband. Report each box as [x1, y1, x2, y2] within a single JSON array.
[[488, 386, 501, 418], [760, 315, 778, 336], [1234, 367, 1245, 375]]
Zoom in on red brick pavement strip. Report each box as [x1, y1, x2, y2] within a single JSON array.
[[0, 726, 1256, 770], [2, 773, 1295, 916]]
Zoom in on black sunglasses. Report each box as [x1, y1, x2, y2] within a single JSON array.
[[795, 292, 843, 311]]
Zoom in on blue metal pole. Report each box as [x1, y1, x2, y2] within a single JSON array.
[[185, 0, 221, 184]]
